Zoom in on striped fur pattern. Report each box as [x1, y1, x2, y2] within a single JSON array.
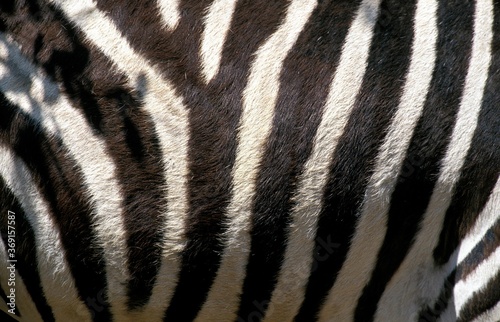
[[0, 0, 499, 321]]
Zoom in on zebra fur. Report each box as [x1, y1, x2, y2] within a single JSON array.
[[0, 0, 499, 321]]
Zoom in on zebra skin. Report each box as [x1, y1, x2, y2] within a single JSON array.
[[0, 0, 499, 321]]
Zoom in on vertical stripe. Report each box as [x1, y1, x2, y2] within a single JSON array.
[[295, 0, 417, 320], [195, 1, 317, 321], [376, 0, 494, 320], [0, 176, 54, 321], [433, 0, 500, 267], [48, 0, 190, 319], [0, 31, 131, 319], [200, 0, 237, 83], [320, 0, 437, 320], [255, 0, 370, 320], [166, 1, 290, 320], [0, 145, 92, 321]]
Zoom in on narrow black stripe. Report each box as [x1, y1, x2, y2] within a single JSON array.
[[433, 0, 500, 267], [457, 269, 500, 322], [236, 1, 363, 320], [0, 280, 22, 318], [355, 1, 476, 320], [457, 217, 500, 281], [0, 95, 112, 322], [295, 1, 417, 321], [419, 218, 500, 321], [0, 176, 54, 321], [1, 0, 169, 310]]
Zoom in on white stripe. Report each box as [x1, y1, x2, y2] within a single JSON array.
[[195, 1, 317, 321], [200, 0, 237, 83], [157, 0, 181, 30], [438, 178, 500, 322], [244, 0, 378, 320], [472, 298, 500, 322], [47, 1, 190, 320], [0, 147, 92, 322], [319, 0, 438, 320], [0, 34, 131, 319], [0, 236, 43, 322], [454, 246, 500, 313], [376, 0, 494, 320]]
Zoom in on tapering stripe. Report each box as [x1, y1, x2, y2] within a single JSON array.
[[433, 0, 500, 267], [0, 147, 91, 321], [377, 0, 494, 320], [454, 246, 500, 319], [48, 0, 191, 318], [295, 1, 417, 320], [0, 25, 131, 318], [195, 1, 320, 321], [236, 0, 369, 320], [158, 0, 181, 29], [320, 0, 438, 320], [0, 100, 105, 321], [354, 0, 475, 318], [167, 2, 290, 320], [200, 0, 238, 83], [0, 176, 54, 321], [421, 175, 500, 321]]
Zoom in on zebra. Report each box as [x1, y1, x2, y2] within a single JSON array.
[[0, 0, 499, 321]]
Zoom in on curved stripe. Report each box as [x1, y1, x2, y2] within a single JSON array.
[[200, 0, 237, 83], [0, 146, 92, 322], [257, 1, 376, 321], [48, 1, 190, 319], [320, 0, 437, 320], [0, 33, 130, 319], [376, 0, 494, 320], [0, 176, 54, 321], [194, 2, 317, 321]]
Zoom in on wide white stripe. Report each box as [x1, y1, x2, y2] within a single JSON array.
[[195, 1, 317, 321], [319, 0, 438, 320], [200, 0, 237, 83], [249, 0, 377, 320], [47, 0, 190, 319], [0, 147, 92, 321], [0, 34, 131, 319], [157, 0, 181, 30], [0, 237, 43, 322], [376, 0, 494, 320]]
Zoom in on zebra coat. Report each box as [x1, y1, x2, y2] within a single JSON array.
[[0, 0, 499, 321]]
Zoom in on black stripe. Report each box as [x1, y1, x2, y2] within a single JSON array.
[[0, 280, 22, 318], [418, 271, 456, 322], [433, 0, 500, 267], [0, 176, 54, 321], [236, 1, 363, 320], [457, 268, 500, 322], [355, 0, 476, 320], [295, 1, 417, 321], [419, 218, 500, 322], [1, 0, 170, 310], [457, 217, 500, 281], [0, 95, 112, 322], [0, 310, 18, 322], [167, 2, 289, 320]]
